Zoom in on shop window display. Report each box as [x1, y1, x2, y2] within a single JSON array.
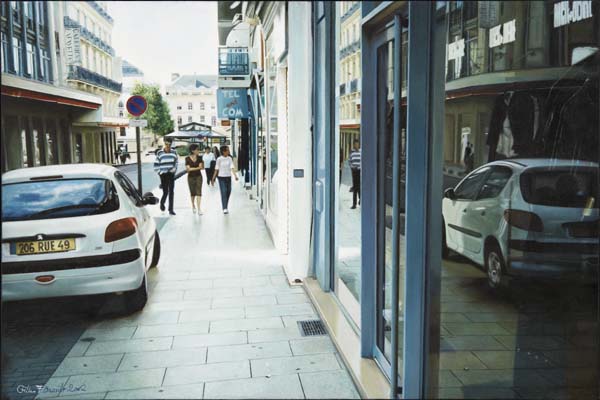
[[434, 1, 599, 398]]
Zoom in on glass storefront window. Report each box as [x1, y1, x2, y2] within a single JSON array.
[[44, 118, 58, 165], [31, 117, 44, 166], [433, 2, 599, 398]]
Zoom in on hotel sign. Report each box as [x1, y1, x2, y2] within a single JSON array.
[[554, 1, 593, 28], [489, 19, 516, 48], [64, 27, 82, 66]]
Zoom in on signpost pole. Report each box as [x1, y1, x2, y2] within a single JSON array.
[[136, 126, 142, 192]]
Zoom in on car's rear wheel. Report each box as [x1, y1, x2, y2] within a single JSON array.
[[123, 275, 148, 314], [149, 230, 160, 269], [485, 242, 506, 290]]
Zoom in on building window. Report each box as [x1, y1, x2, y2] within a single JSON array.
[[211, 116, 217, 126], [200, 115, 205, 123], [200, 102, 205, 110], [26, 42, 36, 77], [40, 49, 51, 82], [188, 116, 193, 123], [211, 103, 215, 110], [177, 116, 182, 125], [1, 32, 8, 73], [188, 102, 193, 110], [12, 37, 22, 74], [177, 104, 182, 110]]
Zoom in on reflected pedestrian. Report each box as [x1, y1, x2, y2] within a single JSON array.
[[203, 147, 216, 187], [185, 144, 204, 214], [212, 145, 238, 214], [154, 138, 178, 216], [349, 139, 361, 209]]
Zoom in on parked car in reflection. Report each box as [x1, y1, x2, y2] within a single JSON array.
[[1, 164, 161, 313], [442, 159, 599, 289]]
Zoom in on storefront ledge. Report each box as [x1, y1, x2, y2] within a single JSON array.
[[304, 278, 390, 399]]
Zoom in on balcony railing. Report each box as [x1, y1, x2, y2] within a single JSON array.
[[64, 16, 115, 56], [340, 40, 361, 59], [67, 65, 122, 93], [341, 1, 361, 23], [219, 47, 250, 76], [86, 1, 113, 24]]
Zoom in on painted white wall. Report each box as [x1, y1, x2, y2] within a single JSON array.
[[285, 1, 313, 281]]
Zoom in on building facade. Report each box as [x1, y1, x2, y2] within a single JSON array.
[[1, 1, 120, 173], [339, 1, 361, 162], [164, 74, 219, 129], [220, 1, 599, 398]]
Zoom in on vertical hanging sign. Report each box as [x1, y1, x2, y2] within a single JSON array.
[[64, 27, 82, 66]]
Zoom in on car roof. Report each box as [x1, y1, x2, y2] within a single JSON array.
[[2, 164, 118, 184], [487, 158, 599, 170]]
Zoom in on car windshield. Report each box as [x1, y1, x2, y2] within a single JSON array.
[[2, 179, 119, 222], [520, 167, 599, 208]]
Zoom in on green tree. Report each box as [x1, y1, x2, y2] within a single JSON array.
[[129, 83, 174, 136]]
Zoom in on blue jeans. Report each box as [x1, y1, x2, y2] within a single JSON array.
[[217, 177, 232, 210]]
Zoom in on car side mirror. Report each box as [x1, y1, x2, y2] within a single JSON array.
[[142, 192, 159, 205], [444, 188, 456, 200]]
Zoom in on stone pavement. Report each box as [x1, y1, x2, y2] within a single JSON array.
[[35, 173, 360, 399]]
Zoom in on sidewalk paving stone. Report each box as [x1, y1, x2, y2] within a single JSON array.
[[172, 331, 247, 349], [143, 300, 212, 312], [245, 303, 315, 318], [276, 293, 311, 305], [162, 361, 250, 386], [59, 368, 166, 395], [132, 322, 209, 338], [117, 348, 207, 371], [209, 317, 284, 333], [105, 383, 205, 399], [251, 353, 342, 377], [52, 354, 123, 377], [85, 337, 173, 356], [299, 370, 361, 399], [78, 327, 136, 342], [247, 327, 305, 343], [206, 341, 292, 363], [178, 308, 245, 323], [211, 295, 277, 309], [203, 374, 304, 399], [290, 337, 336, 356]]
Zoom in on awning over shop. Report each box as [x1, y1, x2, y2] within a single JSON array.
[[165, 122, 226, 140]]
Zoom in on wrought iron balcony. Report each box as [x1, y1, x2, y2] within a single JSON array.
[[340, 40, 361, 59], [341, 1, 361, 23], [63, 16, 115, 56], [218, 47, 250, 76], [67, 65, 122, 93], [86, 1, 113, 24]]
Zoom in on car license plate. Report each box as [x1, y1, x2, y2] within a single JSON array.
[[14, 239, 76, 255]]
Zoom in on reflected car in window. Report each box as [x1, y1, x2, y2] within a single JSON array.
[[442, 159, 599, 289], [1, 164, 161, 313]]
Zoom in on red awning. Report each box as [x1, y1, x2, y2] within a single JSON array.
[[1, 85, 101, 110]]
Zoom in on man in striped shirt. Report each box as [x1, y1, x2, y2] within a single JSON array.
[[349, 139, 361, 209], [154, 138, 179, 215]]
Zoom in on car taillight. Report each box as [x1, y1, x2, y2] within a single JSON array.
[[105, 218, 137, 243], [503, 209, 543, 232]]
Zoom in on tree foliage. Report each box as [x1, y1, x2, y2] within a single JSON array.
[[129, 83, 174, 136]]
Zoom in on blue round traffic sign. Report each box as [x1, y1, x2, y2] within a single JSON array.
[[126, 95, 147, 117]]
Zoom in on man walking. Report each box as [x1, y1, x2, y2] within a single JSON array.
[[349, 139, 361, 209], [154, 138, 178, 215]]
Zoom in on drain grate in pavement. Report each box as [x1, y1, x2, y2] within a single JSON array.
[[298, 320, 327, 336]]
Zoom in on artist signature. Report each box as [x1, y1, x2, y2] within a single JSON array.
[[16, 383, 87, 394]]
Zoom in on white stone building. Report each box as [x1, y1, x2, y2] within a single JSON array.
[[164, 74, 219, 128]]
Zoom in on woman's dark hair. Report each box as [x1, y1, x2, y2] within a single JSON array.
[[213, 146, 220, 157], [189, 144, 199, 152], [220, 145, 229, 154]]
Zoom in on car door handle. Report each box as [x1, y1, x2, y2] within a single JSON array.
[[480, 211, 486, 216], [462, 209, 467, 213]]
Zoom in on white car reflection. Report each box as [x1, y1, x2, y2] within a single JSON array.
[[442, 159, 599, 289], [2, 164, 161, 313]]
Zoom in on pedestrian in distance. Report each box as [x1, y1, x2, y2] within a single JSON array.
[[154, 138, 178, 215], [212, 145, 238, 214], [349, 139, 361, 209], [203, 147, 216, 187], [185, 144, 204, 214]]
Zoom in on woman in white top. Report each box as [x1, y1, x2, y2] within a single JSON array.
[[211, 145, 238, 214], [202, 148, 216, 187]]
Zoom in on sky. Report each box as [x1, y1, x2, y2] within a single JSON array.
[[109, 1, 219, 87]]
